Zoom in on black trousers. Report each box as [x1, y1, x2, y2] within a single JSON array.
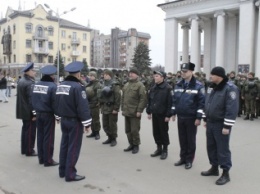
[[59, 118, 83, 180], [21, 119, 36, 155], [36, 113, 56, 164], [177, 117, 197, 163], [206, 121, 232, 170], [152, 114, 170, 146]]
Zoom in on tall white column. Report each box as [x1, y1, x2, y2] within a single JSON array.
[[189, 15, 200, 72], [181, 24, 190, 64], [214, 10, 226, 67], [255, 1, 260, 77], [238, 0, 256, 72], [203, 18, 212, 77], [165, 17, 178, 73]]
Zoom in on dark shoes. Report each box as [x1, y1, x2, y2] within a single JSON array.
[[95, 133, 100, 140], [215, 170, 230, 185], [124, 145, 134, 152], [102, 138, 112, 144], [201, 166, 219, 176], [65, 175, 85, 182], [160, 151, 168, 160], [185, 162, 192, 169], [86, 132, 95, 138], [174, 160, 185, 166], [150, 149, 162, 157], [44, 160, 59, 167], [26, 150, 38, 157], [132, 146, 139, 154], [110, 139, 117, 147]]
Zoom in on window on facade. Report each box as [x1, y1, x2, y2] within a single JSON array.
[[13, 25, 16, 34], [72, 32, 77, 40], [48, 42, 53, 50], [25, 23, 32, 33], [72, 57, 77, 62], [72, 45, 77, 51], [83, 46, 87, 53], [61, 30, 66, 38], [38, 41, 43, 48], [26, 54, 32, 62], [83, 33, 87, 40], [37, 27, 43, 37], [13, 41, 16, 49], [61, 43, 66, 50], [14, 55, 16, 63], [48, 56, 53, 63], [26, 40, 32, 48], [38, 55, 43, 63], [62, 57, 66, 64], [48, 27, 54, 36]]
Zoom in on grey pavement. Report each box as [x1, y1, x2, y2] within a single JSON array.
[[0, 93, 260, 194]]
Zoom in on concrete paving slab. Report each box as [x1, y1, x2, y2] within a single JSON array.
[[0, 94, 260, 194]]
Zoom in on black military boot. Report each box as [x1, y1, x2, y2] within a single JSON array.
[[244, 114, 249, 120], [124, 144, 134, 152], [102, 137, 112, 144], [201, 165, 219, 176], [216, 170, 230, 185], [132, 145, 139, 154], [86, 131, 96, 138], [110, 139, 117, 147], [95, 132, 100, 140], [250, 114, 254, 121], [160, 145, 168, 160], [150, 145, 162, 157]]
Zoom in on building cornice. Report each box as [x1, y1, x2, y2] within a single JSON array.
[[158, 0, 208, 10], [0, 18, 7, 25]]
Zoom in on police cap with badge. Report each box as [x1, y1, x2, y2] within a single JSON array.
[[65, 61, 84, 73], [40, 65, 57, 75], [181, 62, 195, 72], [21, 62, 34, 73]]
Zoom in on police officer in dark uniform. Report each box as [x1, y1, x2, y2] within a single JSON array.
[[146, 71, 173, 160], [56, 61, 92, 182], [16, 62, 37, 156], [32, 65, 59, 166], [172, 62, 205, 170], [201, 66, 239, 185]]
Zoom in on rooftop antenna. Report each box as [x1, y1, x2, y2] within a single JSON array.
[[88, 19, 90, 28]]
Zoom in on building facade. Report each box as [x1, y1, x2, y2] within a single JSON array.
[[159, 0, 260, 77], [91, 27, 151, 69], [0, 4, 92, 77]]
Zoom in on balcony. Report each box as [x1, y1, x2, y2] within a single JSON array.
[[71, 50, 81, 56], [33, 47, 49, 54], [33, 35, 48, 41], [71, 38, 81, 45]]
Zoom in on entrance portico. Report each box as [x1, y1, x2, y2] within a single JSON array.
[[159, 0, 260, 77]]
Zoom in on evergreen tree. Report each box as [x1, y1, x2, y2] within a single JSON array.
[[132, 42, 152, 75], [54, 51, 65, 77], [81, 59, 89, 76]]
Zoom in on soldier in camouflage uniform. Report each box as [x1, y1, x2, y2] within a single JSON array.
[[175, 71, 182, 84], [166, 72, 175, 89], [86, 71, 102, 140], [241, 72, 259, 120], [121, 68, 147, 154], [255, 77, 260, 118], [98, 70, 121, 146]]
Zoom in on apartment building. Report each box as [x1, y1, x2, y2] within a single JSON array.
[[0, 4, 92, 77]]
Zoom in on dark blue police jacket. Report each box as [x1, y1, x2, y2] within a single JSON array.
[[172, 76, 205, 119], [55, 75, 92, 127]]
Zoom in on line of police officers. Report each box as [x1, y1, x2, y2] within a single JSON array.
[[16, 61, 241, 185]]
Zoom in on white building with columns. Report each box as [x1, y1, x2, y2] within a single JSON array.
[[159, 0, 260, 77]]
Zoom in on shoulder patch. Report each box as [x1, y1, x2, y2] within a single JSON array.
[[229, 91, 236, 100], [82, 91, 87, 99]]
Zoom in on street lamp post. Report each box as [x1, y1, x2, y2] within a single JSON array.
[[44, 4, 76, 83]]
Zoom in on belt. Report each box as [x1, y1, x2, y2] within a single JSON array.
[[207, 119, 224, 123]]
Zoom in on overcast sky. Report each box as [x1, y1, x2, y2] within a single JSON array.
[[0, 0, 168, 67]]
